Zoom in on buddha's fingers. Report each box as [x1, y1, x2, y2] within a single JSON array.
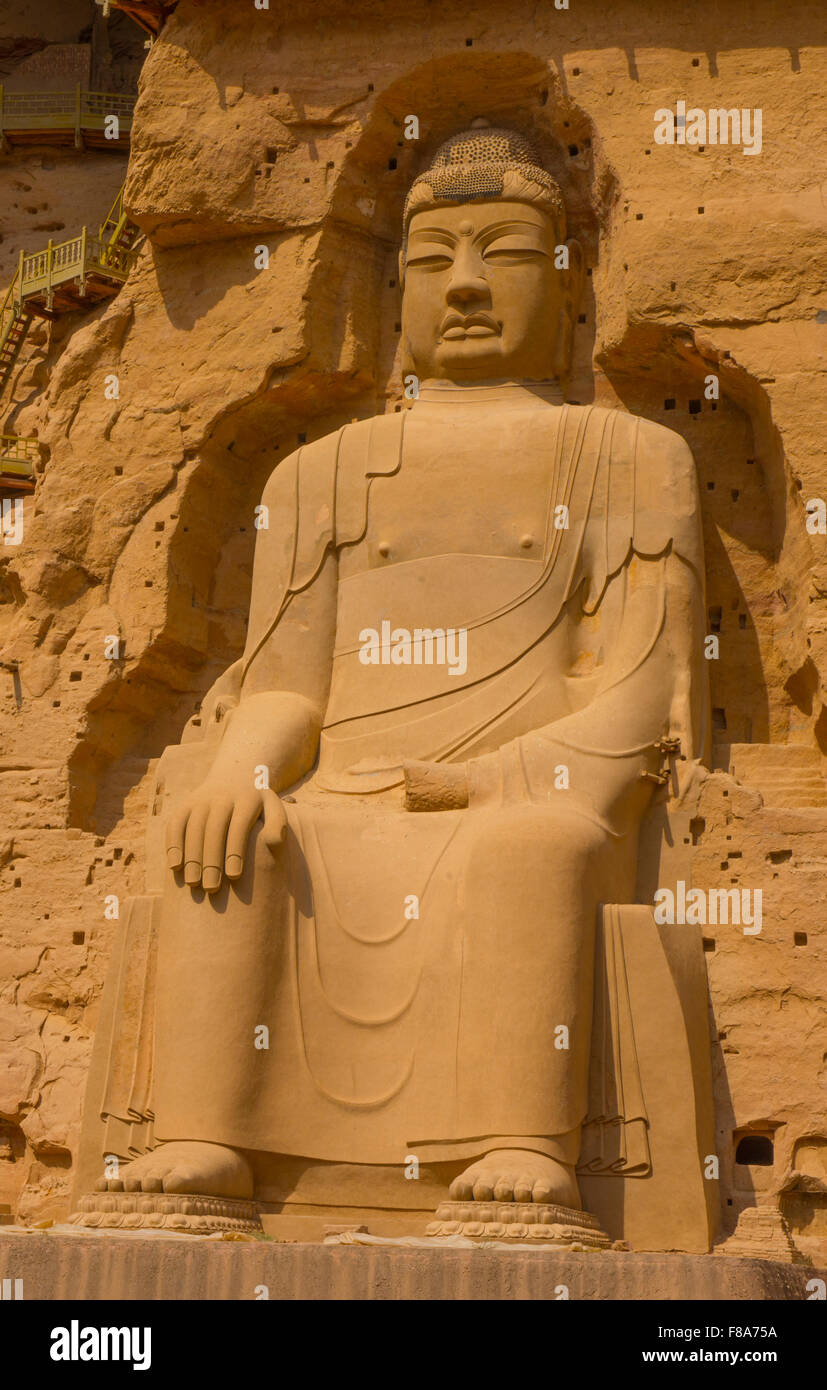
[[261, 788, 288, 855], [224, 790, 265, 879], [183, 799, 210, 886], [201, 797, 234, 892], [165, 800, 190, 871]]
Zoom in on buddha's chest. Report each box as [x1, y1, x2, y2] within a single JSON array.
[[339, 412, 558, 576]]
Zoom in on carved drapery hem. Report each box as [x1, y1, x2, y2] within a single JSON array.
[[92, 893, 650, 1177]]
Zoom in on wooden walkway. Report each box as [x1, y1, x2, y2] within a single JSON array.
[[0, 87, 135, 152]]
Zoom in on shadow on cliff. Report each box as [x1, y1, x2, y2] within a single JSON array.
[[602, 321, 813, 757], [147, 229, 301, 332]]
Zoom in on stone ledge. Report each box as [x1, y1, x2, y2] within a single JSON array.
[[0, 1231, 823, 1300]]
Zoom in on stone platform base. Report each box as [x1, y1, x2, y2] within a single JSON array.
[[426, 1200, 612, 1247], [1, 1229, 822, 1300], [70, 1192, 263, 1236]]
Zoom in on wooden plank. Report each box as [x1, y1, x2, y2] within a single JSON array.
[[0, 479, 36, 494]]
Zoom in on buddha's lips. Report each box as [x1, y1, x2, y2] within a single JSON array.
[[440, 312, 501, 341]]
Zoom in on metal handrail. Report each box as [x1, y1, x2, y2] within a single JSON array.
[[0, 180, 139, 395], [99, 182, 127, 242], [0, 85, 135, 141], [0, 434, 38, 464], [82, 92, 136, 117], [0, 273, 21, 335], [0, 88, 135, 117], [17, 230, 140, 297], [1, 92, 78, 115]]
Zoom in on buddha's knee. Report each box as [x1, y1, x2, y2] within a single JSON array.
[[460, 806, 604, 956], [461, 807, 607, 928], [467, 803, 605, 873]]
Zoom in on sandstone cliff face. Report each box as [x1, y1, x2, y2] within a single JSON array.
[[1, 0, 825, 1243]]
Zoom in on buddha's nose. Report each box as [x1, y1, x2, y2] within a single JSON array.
[[446, 277, 489, 307], [445, 247, 489, 307]]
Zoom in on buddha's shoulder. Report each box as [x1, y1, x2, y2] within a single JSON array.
[[262, 416, 402, 494], [575, 405, 697, 464], [567, 403, 694, 505], [570, 407, 701, 555]]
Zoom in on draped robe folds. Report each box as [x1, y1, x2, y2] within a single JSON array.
[[145, 394, 705, 1169]]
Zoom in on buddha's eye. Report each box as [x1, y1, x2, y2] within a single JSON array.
[[406, 249, 454, 271], [483, 240, 545, 265]]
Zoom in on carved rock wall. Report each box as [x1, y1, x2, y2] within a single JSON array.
[[1, 0, 825, 1240]]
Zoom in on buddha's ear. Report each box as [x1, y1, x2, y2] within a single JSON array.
[[398, 248, 405, 290]]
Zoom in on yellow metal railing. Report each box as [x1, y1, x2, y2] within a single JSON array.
[[0, 434, 37, 463], [0, 434, 37, 482], [16, 227, 141, 306], [100, 182, 127, 244], [0, 86, 135, 144], [1, 274, 23, 338], [97, 181, 141, 263], [0, 180, 141, 395]]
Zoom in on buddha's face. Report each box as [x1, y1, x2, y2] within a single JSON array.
[[401, 198, 578, 384]]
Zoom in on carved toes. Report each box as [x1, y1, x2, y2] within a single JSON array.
[[162, 1167, 201, 1194], [512, 1175, 535, 1203], [452, 1154, 574, 1207]]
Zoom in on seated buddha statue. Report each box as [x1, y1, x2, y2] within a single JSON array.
[[83, 124, 707, 1230]]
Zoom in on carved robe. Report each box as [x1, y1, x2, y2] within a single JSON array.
[[97, 390, 706, 1175]]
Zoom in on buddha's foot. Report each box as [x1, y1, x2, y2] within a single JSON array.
[[94, 1141, 254, 1199], [448, 1148, 581, 1208], [72, 1142, 260, 1236], [432, 1152, 609, 1245]]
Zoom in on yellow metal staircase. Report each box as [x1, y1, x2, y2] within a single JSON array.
[[0, 179, 142, 391], [97, 181, 143, 262], [0, 181, 143, 489], [0, 295, 32, 391]]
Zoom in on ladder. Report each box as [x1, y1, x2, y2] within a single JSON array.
[[99, 181, 143, 262], [0, 272, 32, 395]]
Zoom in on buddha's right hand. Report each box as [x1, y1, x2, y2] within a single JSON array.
[[164, 776, 288, 894]]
